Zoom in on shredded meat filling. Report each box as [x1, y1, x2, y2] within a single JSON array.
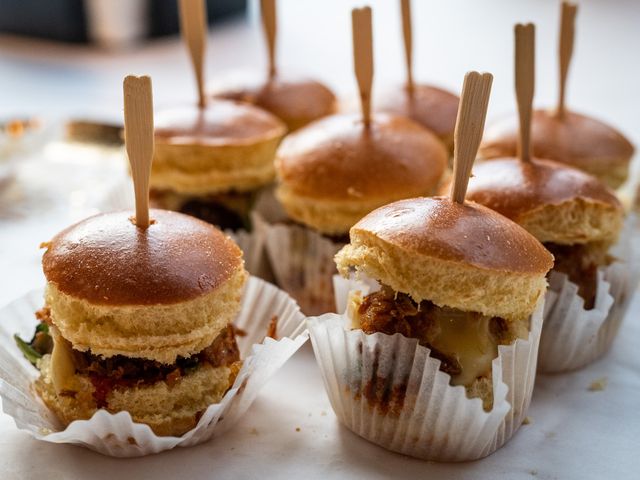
[[544, 242, 612, 310], [357, 287, 512, 381], [78, 325, 239, 408]]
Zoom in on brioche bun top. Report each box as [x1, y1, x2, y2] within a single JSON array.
[[463, 158, 623, 245], [276, 112, 447, 202], [42, 209, 244, 306], [154, 102, 285, 146]]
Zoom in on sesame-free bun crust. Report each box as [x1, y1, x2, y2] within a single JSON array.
[[42, 210, 247, 362], [462, 158, 624, 245], [213, 75, 337, 132], [480, 109, 635, 189], [335, 197, 553, 321], [276, 113, 448, 234], [43, 209, 244, 306], [377, 83, 460, 151], [36, 354, 237, 437], [152, 102, 286, 194]]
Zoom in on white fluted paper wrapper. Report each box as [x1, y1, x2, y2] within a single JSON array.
[[101, 182, 269, 277], [253, 190, 343, 315], [539, 215, 640, 373], [258, 218, 342, 316], [307, 276, 543, 462], [0, 276, 308, 457]]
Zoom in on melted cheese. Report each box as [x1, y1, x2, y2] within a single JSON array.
[[49, 328, 77, 393], [428, 313, 497, 387], [350, 295, 499, 387]]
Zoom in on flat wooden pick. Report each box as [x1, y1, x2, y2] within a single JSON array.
[[557, 1, 577, 116], [352, 7, 374, 127], [179, 0, 207, 108], [400, 0, 414, 92], [123, 75, 154, 229], [450, 71, 493, 204], [515, 23, 535, 163], [261, 0, 277, 78]]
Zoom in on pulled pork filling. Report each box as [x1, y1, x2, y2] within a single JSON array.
[[150, 189, 257, 232], [544, 242, 613, 310], [18, 308, 240, 408], [356, 287, 526, 406]]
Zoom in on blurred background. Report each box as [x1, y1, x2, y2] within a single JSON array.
[[0, 0, 638, 301], [0, 0, 638, 124]]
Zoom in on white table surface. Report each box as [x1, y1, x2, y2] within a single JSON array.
[[1, 1, 639, 478]]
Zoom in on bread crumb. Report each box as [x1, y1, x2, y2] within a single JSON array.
[[249, 428, 259, 435], [320, 410, 327, 416], [522, 416, 533, 425], [295, 427, 301, 432], [588, 377, 608, 392]]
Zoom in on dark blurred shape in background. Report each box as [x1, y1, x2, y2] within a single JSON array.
[[0, 0, 247, 47]]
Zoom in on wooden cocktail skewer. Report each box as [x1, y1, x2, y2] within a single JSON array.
[[557, 1, 577, 117], [179, 0, 208, 108], [261, 0, 277, 79], [450, 71, 493, 204], [515, 23, 535, 163], [400, 0, 414, 94], [352, 7, 374, 128], [123, 75, 154, 229]]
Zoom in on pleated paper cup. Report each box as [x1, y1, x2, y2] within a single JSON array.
[[260, 222, 343, 316], [0, 276, 308, 457], [538, 215, 640, 373], [255, 202, 343, 315], [100, 182, 269, 277], [307, 276, 543, 462]]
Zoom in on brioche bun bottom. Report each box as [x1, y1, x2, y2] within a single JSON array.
[[35, 355, 238, 437]]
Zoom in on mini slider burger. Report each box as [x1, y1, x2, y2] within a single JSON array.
[[479, 2, 634, 189], [459, 24, 629, 373], [376, 0, 459, 151], [265, 6, 447, 314], [462, 23, 624, 311], [309, 70, 553, 461], [212, 0, 336, 131], [151, 0, 286, 232], [16, 76, 248, 436]]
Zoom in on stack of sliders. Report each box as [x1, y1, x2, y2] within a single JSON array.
[[212, 0, 337, 131], [19, 76, 247, 436], [458, 23, 629, 372], [376, 0, 459, 152], [309, 69, 553, 461], [150, 0, 286, 233], [480, 2, 635, 189], [264, 6, 447, 314]]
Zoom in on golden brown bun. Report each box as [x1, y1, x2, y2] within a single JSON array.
[[213, 75, 337, 132], [480, 109, 635, 189], [377, 83, 459, 151], [152, 102, 286, 194], [460, 158, 624, 245], [42, 210, 247, 362], [43, 210, 244, 306], [275, 113, 448, 235], [36, 354, 237, 437], [335, 197, 553, 321]]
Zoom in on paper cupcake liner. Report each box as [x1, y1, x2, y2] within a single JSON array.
[[257, 216, 343, 316], [100, 181, 270, 278], [0, 276, 308, 457], [538, 216, 640, 373], [307, 275, 543, 462]]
